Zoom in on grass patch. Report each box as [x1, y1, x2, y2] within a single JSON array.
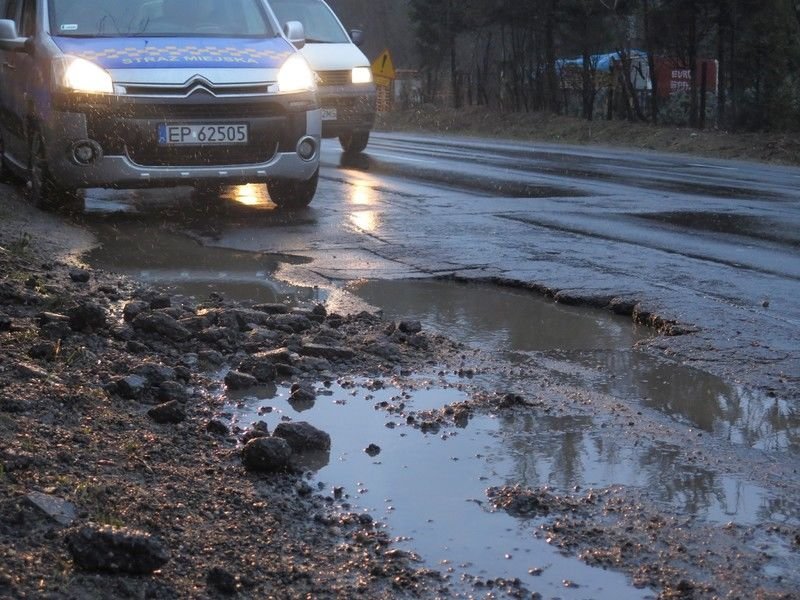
[[378, 106, 800, 166]]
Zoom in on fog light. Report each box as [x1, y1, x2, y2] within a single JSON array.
[[70, 140, 102, 165], [296, 136, 317, 161]]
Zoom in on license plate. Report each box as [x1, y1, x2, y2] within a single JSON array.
[[321, 108, 338, 121], [158, 124, 248, 145]]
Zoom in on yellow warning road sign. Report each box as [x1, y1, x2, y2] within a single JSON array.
[[371, 49, 396, 81]]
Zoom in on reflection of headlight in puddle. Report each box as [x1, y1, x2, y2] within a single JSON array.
[[233, 184, 262, 206], [348, 177, 378, 206], [350, 211, 379, 233], [351, 184, 373, 206]]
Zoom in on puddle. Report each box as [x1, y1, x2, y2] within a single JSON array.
[[224, 377, 796, 598], [226, 379, 652, 599], [85, 223, 323, 305], [348, 279, 800, 454]]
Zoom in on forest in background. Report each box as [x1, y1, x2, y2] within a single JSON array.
[[329, 0, 800, 131]]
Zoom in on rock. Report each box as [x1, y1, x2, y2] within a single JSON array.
[[126, 340, 148, 354], [198, 350, 225, 367], [131, 312, 190, 341], [398, 320, 422, 334], [312, 304, 327, 318], [68, 302, 107, 332], [15, 362, 48, 380], [37, 311, 70, 326], [39, 321, 72, 341], [68, 269, 91, 283], [28, 342, 58, 361], [0, 314, 11, 331], [289, 383, 316, 412], [300, 344, 355, 360], [237, 353, 279, 383], [0, 397, 32, 413], [114, 375, 148, 400], [158, 381, 188, 403], [207, 566, 237, 595], [206, 419, 229, 436], [224, 370, 258, 390], [273, 421, 331, 452], [365, 444, 381, 457], [253, 303, 290, 315], [123, 301, 148, 323], [26, 492, 76, 526], [66, 525, 170, 574], [242, 421, 269, 444], [134, 363, 177, 386], [241, 437, 292, 472], [147, 401, 186, 424], [149, 295, 171, 310]]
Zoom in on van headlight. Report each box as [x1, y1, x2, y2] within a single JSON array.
[[277, 55, 316, 93], [56, 57, 114, 94], [352, 67, 373, 84]]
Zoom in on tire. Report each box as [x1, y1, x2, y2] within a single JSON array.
[[29, 134, 83, 212], [339, 130, 370, 155], [267, 169, 319, 209]]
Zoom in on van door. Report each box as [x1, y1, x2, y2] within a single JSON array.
[[1, 0, 36, 168]]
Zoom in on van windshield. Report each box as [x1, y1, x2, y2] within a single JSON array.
[[49, 0, 276, 37], [268, 0, 349, 44]]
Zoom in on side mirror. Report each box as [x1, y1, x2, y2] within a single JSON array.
[[0, 19, 27, 52], [283, 21, 305, 49], [349, 29, 364, 47]]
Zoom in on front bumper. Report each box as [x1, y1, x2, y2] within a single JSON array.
[[318, 84, 376, 137], [42, 92, 321, 188]]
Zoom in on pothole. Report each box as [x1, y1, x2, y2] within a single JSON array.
[[85, 223, 323, 306], [348, 279, 799, 454]]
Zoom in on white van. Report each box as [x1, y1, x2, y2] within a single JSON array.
[[266, 0, 376, 154]]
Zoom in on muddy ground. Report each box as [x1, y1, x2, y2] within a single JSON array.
[[1, 185, 798, 599]]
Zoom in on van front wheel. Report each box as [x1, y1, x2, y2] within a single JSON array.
[[29, 134, 83, 212], [267, 169, 318, 210], [339, 131, 369, 155]]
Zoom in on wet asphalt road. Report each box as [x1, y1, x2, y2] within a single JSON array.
[[86, 131, 798, 399]]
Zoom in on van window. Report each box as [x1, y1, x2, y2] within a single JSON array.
[[268, 0, 349, 44], [48, 0, 276, 38]]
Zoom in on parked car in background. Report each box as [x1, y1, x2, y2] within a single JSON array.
[[0, 0, 321, 211], [266, 0, 376, 154]]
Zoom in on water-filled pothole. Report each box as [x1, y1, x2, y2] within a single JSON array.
[[85, 223, 323, 306], [226, 379, 650, 599], [223, 376, 792, 598], [348, 279, 799, 454]]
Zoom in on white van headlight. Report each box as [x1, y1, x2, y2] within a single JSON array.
[[277, 55, 316, 93], [57, 57, 114, 94], [352, 67, 373, 84]]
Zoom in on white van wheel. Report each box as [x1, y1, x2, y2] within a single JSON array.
[[267, 169, 318, 210], [29, 134, 83, 212], [339, 131, 369, 155]]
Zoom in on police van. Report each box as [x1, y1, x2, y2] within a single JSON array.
[[266, 0, 376, 154], [0, 0, 322, 211]]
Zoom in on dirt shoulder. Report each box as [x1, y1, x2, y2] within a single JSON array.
[[0, 188, 461, 599], [377, 106, 800, 166]]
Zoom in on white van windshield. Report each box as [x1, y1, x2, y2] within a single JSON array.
[[268, 0, 349, 44], [49, 0, 276, 37]]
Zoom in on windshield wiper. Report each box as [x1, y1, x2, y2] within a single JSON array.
[[304, 38, 338, 43]]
